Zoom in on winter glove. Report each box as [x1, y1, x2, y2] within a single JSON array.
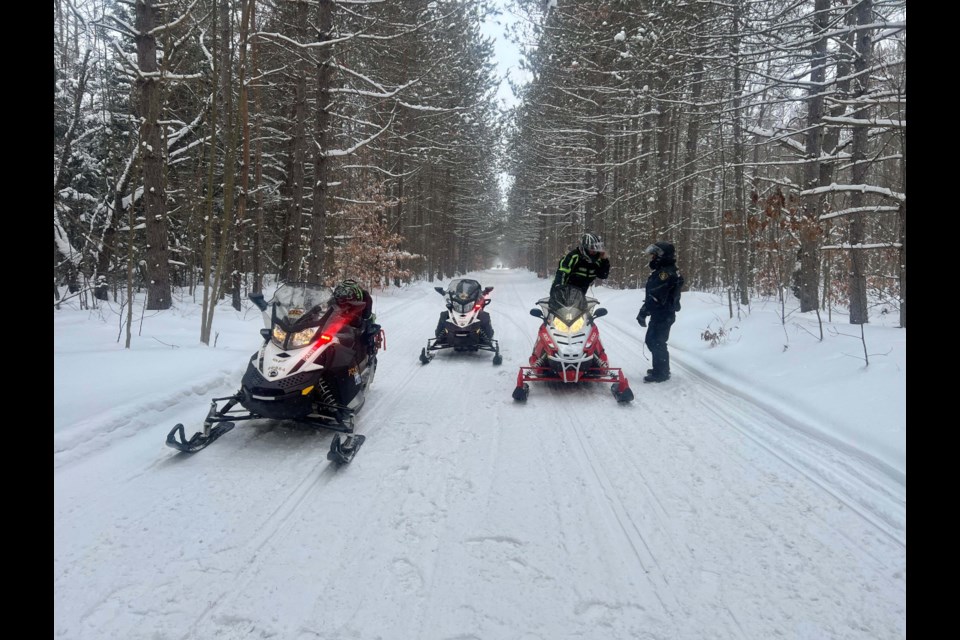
[[637, 305, 649, 327]]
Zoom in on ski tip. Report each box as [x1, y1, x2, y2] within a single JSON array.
[[328, 434, 366, 465]]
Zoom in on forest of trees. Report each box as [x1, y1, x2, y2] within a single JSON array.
[[505, 0, 905, 327], [54, 0, 905, 336]]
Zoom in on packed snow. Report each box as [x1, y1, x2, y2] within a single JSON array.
[[54, 268, 905, 639]]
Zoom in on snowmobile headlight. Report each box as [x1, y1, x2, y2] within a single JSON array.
[[553, 316, 584, 333], [287, 327, 318, 349], [271, 325, 287, 347]]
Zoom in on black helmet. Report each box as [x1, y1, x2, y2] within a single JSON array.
[[644, 241, 676, 264], [579, 232, 604, 263], [333, 279, 363, 303]]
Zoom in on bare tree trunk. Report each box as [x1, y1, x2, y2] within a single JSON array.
[[211, 0, 238, 313], [135, 0, 171, 310], [309, 0, 334, 282], [250, 0, 263, 294], [234, 0, 254, 308], [200, 2, 220, 344], [125, 175, 136, 349], [654, 70, 671, 237], [286, 75, 307, 281], [848, 0, 873, 324], [730, 1, 749, 306], [679, 54, 704, 273], [898, 74, 906, 329], [799, 0, 830, 312]]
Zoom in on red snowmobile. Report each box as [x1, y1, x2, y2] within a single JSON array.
[[513, 285, 633, 403]]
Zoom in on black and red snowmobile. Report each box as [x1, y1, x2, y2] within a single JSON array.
[[513, 285, 633, 403], [165, 282, 384, 465], [419, 278, 502, 365]]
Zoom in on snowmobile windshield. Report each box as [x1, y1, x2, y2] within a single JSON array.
[[547, 286, 589, 332], [548, 286, 588, 314], [271, 282, 334, 331], [447, 279, 482, 313]]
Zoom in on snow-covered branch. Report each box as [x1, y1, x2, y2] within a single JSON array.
[[148, 0, 199, 36], [821, 243, 902, 251], [330, 77, 418, 99], [822, 116, 905, 129], [746, 125, 807, 155], [320, 114, 395, 158], [801, 184, 905, 202], [819, 205, 901, 221]]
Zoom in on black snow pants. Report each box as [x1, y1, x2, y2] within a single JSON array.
[[644, 312, 675, 376]]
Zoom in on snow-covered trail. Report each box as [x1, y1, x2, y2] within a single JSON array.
[[54, 269, 906, 640]]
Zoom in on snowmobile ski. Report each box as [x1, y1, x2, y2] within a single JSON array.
[[166, 421, 236, 453], [611, 383, 634, 403], [327, 433, 366, 465]]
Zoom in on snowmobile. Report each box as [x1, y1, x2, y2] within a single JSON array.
[[419, 278, 502, 365], [513, 285, 633, 403], [165, 282, 384, 465]]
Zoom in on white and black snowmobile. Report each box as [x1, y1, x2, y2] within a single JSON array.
[[165, 282, 384, 465], [419, 278, 502, 365], [513, 285, 633, 403]]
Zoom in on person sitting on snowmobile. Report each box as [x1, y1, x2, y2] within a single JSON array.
[[333, 279, 380, 357], [551, 232, 610, 296], [434, 279, 495, 345]]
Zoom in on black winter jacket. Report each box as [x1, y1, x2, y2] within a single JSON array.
[[551, 248, 610, 294], [638, 257, 682, 320]]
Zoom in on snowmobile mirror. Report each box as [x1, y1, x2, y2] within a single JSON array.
[[249, 292, 268, 311], [483, 286, 494, 294], [435, 287, 446, 295], [593, 308, 608, 318], [529, 308, 544, 318], [259, 328, 271, 341]]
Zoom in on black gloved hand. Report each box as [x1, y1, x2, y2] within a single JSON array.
[[637, 314, 647, 327]]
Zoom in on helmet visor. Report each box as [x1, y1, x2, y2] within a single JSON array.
[[644, 244, 664, 257]]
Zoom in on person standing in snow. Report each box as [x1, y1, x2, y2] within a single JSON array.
[[636, 241, 683, 383], [551, 232, 610, 296]]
